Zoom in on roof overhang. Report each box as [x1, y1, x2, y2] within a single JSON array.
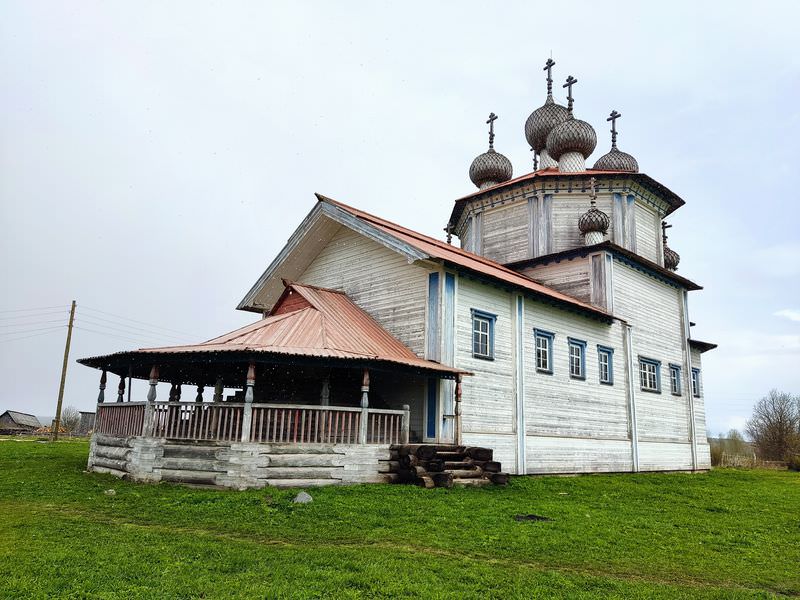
[[448, 169, 686, 230], [506, 241, 703, 292], [689, 339, 718, 353]]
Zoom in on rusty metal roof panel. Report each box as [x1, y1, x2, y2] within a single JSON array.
[[96, 282, 466, 376], [317, 194, 613, 322]]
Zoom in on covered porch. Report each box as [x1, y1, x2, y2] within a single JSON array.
[[78, 282, 467, 488]]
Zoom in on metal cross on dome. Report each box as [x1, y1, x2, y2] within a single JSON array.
[[608, 110, 622, 148], [662, 220, 672, 242], [563, 76, 578, 113], [543, 58, 555, 95], [486, 112, 498, 149]]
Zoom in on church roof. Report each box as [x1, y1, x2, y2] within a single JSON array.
[[448, 168, 686, 229], [317, 195, 613, 322], [79, 282, 467, 378]]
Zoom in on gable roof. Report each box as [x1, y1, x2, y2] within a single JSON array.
[[238, 194, 613, 322], [448, 168, 686, 229], [80, 282, 466, 378], [0, 411, 41, 428]]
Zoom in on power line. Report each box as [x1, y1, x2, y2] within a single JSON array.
[[0, 310, 68, 321], [0, 319, 65, 329], [75, 313, 190, 342], [0, 328, 66, 344], [0, 305, 69, 314], [81, 305, 196, 337], [0, 324, 66, 337], [73, 325, 162, 347]]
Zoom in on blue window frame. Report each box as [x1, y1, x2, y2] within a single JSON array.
[[471, 309, 496, 360], [567, 337, 587, 380], [691, 368, 701, 397], [534, 328, 555, 374], [669, 364, 682, 396], [597, 345, 614, 385], [639, 357, 661, 393]]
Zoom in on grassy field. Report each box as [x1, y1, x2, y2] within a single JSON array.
[[0, 439, 797, 599]]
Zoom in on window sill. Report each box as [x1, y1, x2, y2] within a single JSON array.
[[473, 354, 494, 362], [600, 380, 614, 386], [570, 375, 586, 381], [536, 368, 553, 375], [671, 392, 682, 397], [640, 388, 661, 394]]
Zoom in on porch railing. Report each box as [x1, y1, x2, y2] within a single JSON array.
[[95, 402, 409, 445]]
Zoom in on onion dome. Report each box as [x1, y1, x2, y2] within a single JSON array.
[[469, 112, 513, 189], [524, 59, 569, 155], [578, 178, 609, 245], [592, 110, 639, 173], [545, 76, 596, 171], [662, 222, 680, 271]]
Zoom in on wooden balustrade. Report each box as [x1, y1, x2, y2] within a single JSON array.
[[95, 402, 408, 445], [149, 402, 243, 442], [96, 403, 146, 437]]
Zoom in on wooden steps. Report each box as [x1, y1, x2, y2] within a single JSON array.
[[387, 444, 509, 488]]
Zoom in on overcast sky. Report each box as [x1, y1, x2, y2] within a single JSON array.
[[2, 1, 798, 434]]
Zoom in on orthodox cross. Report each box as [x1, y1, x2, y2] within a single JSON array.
[[662, 220, 672, 243], [486, 112, 498, 149], [543, 58, 555, 95], [608, 110, 622, 148], [563, 76, 577, 113], [589, 176, 597, 206]]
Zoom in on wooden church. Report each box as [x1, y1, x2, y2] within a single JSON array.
[[81, 60, 714, 487]]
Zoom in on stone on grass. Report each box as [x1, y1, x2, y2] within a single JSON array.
[[104, 489, 116, 496], [292, 491, 313, 504]]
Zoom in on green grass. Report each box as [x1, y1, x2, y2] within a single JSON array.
[[0, 440, 797, 598]]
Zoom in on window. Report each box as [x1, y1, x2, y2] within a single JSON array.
[[568, 338, 586, 380], [669, 364, 682, 395], [597, 345, 614, 385], [639, 357, 661, 393], [534, 329, 554, 374], [471, 309, 496, 360], [691, 368, 701, 397]]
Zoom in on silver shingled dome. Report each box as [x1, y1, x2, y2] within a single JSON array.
[[593, 148, 639, 172], [469, 149, 513, 189], [525, 96, 570, 153], [578, 204, 610, 235], [546, 116, 597, 161]]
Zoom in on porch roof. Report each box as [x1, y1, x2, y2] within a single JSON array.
[[78, 282, 468, 379]]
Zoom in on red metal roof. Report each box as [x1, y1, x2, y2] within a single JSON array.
[[132, 282, 466, 376], [317, 194, 613, 321]]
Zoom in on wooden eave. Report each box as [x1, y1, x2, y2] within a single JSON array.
[[447, 169, 686, 231], [506, 242, 703, 292], [689, 339, 718, 353]]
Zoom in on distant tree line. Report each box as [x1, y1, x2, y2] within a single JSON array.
[[745, 390, 799, 468]]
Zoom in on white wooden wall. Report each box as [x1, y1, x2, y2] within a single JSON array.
[[481, 203, 528, 263], [634, 203, 660, 264], [517, 256, 591, 304], [612, 261, 695, 470], [691, 347, 711, 468], [299, 227, 429, 356]]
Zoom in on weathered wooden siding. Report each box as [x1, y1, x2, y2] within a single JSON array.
[[299, 227, 429, 356], [612, 261, 691, 452], [517, 256, 591, 303], [525, 437, 633, 474], [455, 278, 515, 438], [480, 201, 529, 264], [523, 301, 633, 472], [637, 441, 693, 471], [634, 203, 659, 264], [690, 347, 711, 468], [552, 193, 615, 253]]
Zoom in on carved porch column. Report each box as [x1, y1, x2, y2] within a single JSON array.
[[143, 365, 159, 436], [358, 368, 370, 444], [117, 375, 125, 403], [241, 362, 255, 443], [97, 370, 107, 404]]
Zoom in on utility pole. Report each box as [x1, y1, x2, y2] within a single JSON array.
[[52, 300, 76, 441]]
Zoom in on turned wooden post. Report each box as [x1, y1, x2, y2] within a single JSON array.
[[402, 404, 410, 444], [359, 368, 370, 444], [169, 383, 182, 402], [195, 385, 204, 403], [97, 370, 107, 404], [143, 365, 159, 436], [213, 377, 223, 402], [320, 377, 330, 406], [117, 375, 125, 403], [241, 362, 255, 442], [454, 374, 463, 446]]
